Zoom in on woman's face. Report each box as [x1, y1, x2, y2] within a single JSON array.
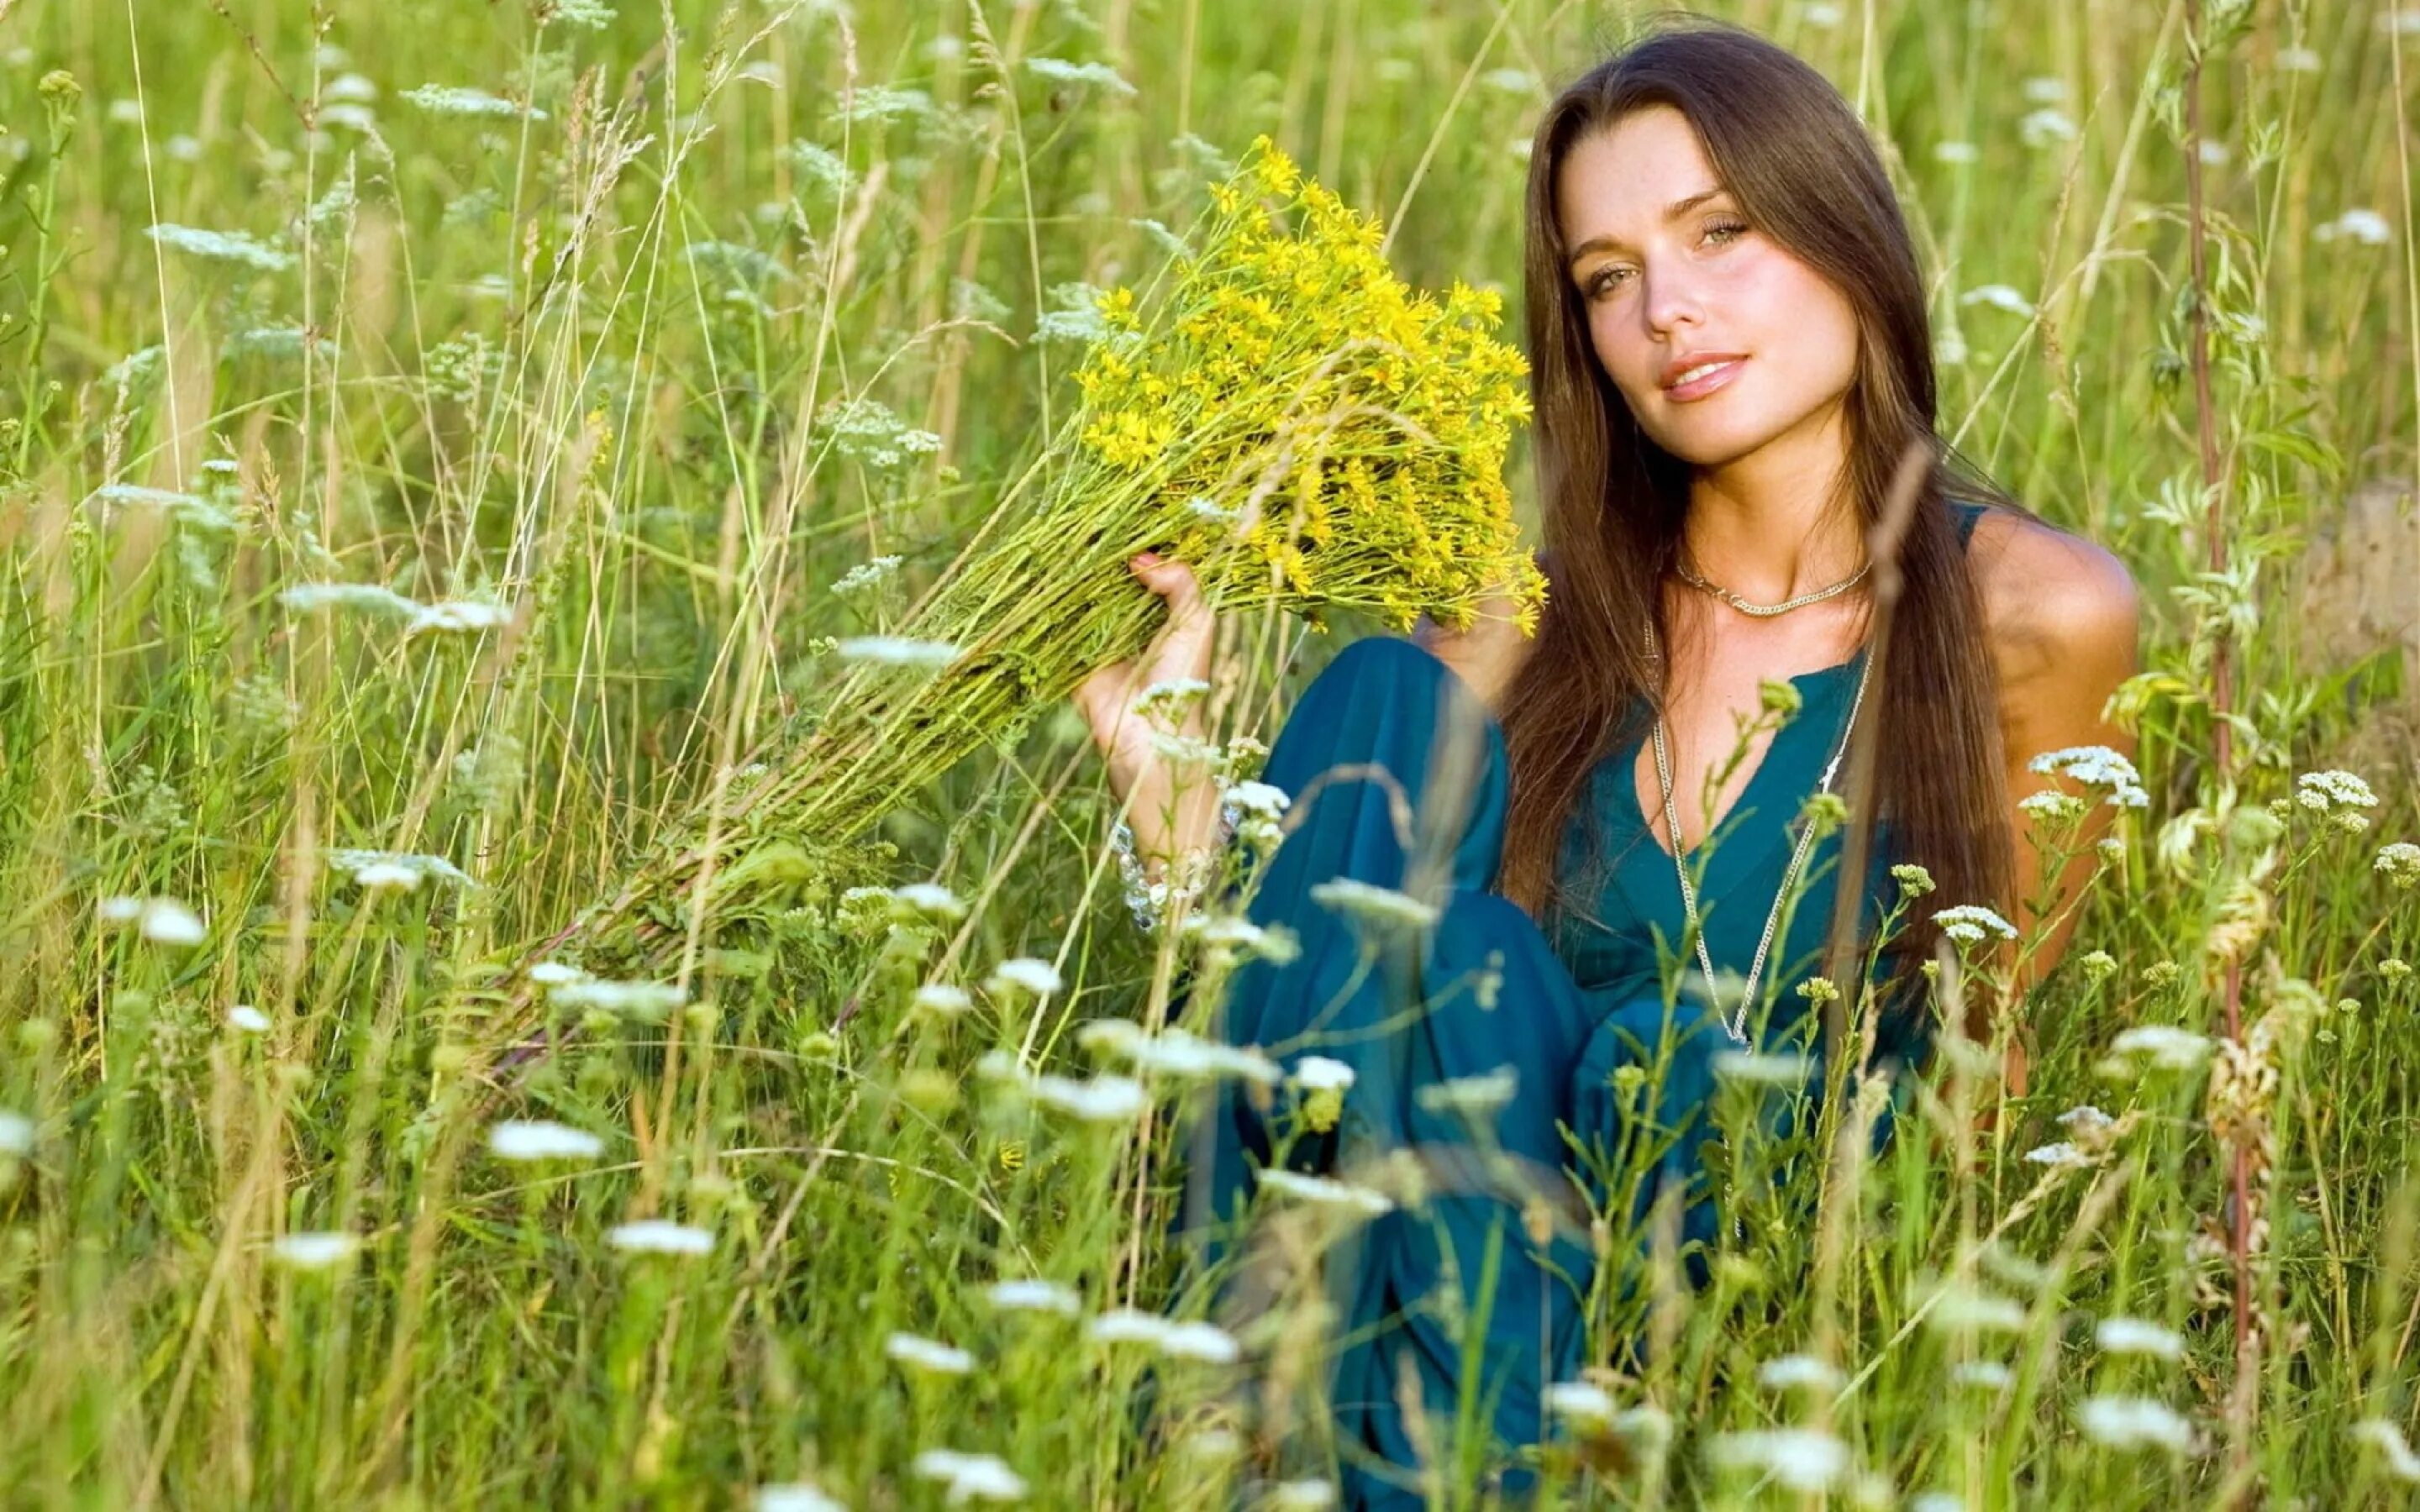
[[1555, 104, 1862, 470]]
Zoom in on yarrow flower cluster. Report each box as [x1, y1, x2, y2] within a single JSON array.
[[1933, 903, 2018, 948], [96, 895, 207, 947], [2027, 744, 2149, 809], [2375, 842, 2420, 889]]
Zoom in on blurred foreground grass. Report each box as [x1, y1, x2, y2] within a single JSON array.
[[3, 0, 2418, 1506]]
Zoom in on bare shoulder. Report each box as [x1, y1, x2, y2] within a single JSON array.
[[1966, 507, 2140, 692]]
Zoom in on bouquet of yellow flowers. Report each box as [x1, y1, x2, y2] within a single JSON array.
[[560, 134, 1544, 972]]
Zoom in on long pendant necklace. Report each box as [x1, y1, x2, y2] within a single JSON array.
[[1644, 621, 1876, 1047], [1675, 552, 1870, 619]]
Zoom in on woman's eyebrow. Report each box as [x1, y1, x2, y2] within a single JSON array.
[[1565, 187, 1731, 267]]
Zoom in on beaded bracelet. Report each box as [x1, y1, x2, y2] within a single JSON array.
[[1110, 798, 1241, 935]]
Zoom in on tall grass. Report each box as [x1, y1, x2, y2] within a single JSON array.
[[1, 0, 2416, 1505]]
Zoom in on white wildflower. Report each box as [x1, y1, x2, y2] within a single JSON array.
[[2020, 108, 2078, 147], [324, 849, 476, 891], [1182, 915, 1278, 956], [141, 898, 207, 946], [1933, 904, 2018, 947], [909, 1450, 1027, 1504], [1023, 57, 1137, 97], [1950, 1360, 2012, 1389], [913, 983, 973, 1016], [1257, 1168, 1394, 1217], [2019, 790, 2088, 822], [98, 895, 208, 948], [270, 1231, 361, 1270], [1801, 2, 1845, 27], [1086, 1308, 1174, 1347], [1309, 877, 1439, 931], [405, 598, 512, 635], [2349, 1419, 2420, 1482], [1414, 1064, 1518, 1114], [1268, 1482, 1336, 1509], [2075, 1394, 2194, 1452], [1223, 779, 1291, 817], [985, 1278, 1081, 1315], [830, 555, 902, 596], [1910, 1495, 1965, 1512], [2056, 1104, 2118, 1151], [1710, 1050, 1814, 1086], [2029, 744, 2144, 793], [753, 1483, 846, 1512], [1293, 1055, 1355, 1092], [528, 961, 589, 986], [605, 1219, 714, 1255], [2022, 75, 2068, 102], [2379, 842, 2420, 887], [834, 635, 960, 669], [2023, 1142, 2090, 1168], [2095, 1316, 2185, 1359], [1933, 139, 1980, 164], [1028, 1074, 1149, 1123], [2109, 1024, 2214, 1069], [0, 1111, 32, 1157], [2296, 769, 2379, 811], [2276, 46, 2323, 73], [325, 71, 377, 102], [885, 1331, 974, 1376], [2317, 209, 2392, 246], [280, 581, 425, 617], [403, 84, 545, 120], [892, 882, 967, 921], [982, 957, 1062, 998], [227, 1004, 271, 1033], [145, 223, 294, 271], [1960, 284, 2036, 318], [487, 1120, 606, 1162], [548, 978, 689, 1016], [829, 86, 934, 129], [1757, 1353, 1845, 1392], [351, 861, 422, 891], [547, 0, 615, 29], [1542, 1381, 1619, 1431], [1160, 1320, 1242, 1363], [1109, 1027, 1282, 1085], [1707, 1427, 1851, 1491]]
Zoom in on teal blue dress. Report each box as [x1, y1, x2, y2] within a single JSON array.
[[1166, 504, 1982, 1508]]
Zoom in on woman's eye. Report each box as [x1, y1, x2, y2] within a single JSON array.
[[1706, 218, 1749, 244], [1586, 267, 1628, 297]]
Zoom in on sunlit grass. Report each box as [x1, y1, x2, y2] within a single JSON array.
[[1, 0, 2415, 1506]]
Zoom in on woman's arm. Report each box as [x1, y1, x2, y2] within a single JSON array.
[[1409, 549, 1552, 711], [1972, 513, 2143, 1094]]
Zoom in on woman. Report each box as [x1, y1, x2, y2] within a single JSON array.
[[1074, 18, 2138, 1508]]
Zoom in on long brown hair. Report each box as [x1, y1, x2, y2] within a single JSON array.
[[1497, 16, 2017, 1016]]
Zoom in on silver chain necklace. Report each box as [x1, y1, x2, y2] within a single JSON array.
[[1675, 551, 1870, 618], [1644, 621, 1876, 1046]]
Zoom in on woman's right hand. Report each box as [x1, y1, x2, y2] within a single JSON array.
[[1073, 552, 1218, 786]]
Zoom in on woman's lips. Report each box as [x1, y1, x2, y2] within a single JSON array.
[[1663, 356, 1746, 402]]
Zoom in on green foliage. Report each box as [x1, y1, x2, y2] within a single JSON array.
[[0, 1, 2414, 1508]]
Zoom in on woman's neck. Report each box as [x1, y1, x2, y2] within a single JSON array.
[[1681, 416, 1863, 604]]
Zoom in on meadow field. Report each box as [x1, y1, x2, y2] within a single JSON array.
[[2, 0, 2417, 1505]]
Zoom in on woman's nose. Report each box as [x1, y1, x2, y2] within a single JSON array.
[[1642, 260, 1707, 337]]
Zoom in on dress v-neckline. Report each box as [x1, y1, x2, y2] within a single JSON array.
[[1628, 647, 1868, 865]]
